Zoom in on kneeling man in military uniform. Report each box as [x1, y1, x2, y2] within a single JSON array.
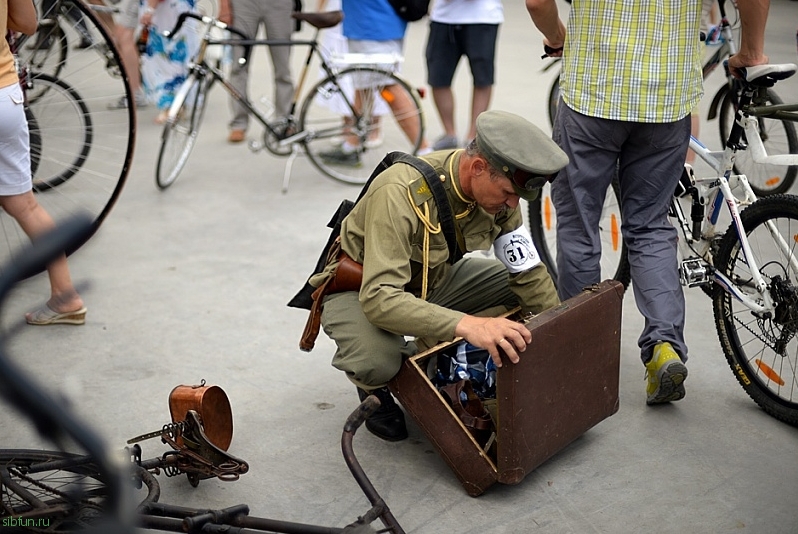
[[313, 110, 568, 441]]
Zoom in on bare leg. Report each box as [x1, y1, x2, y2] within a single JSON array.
[[385, 84, 429, 150], [432, 86, 456, 137], [0, 193, 84, 314], [83, 0, 116, 37], [114, 25, 140, 94], [467, 85, 492, 141]]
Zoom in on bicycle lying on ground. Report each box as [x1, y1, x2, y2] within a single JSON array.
[[155, 10, 426, 191], [0, 217, 405, 533], [543, 0, 796, 197], [4, 0, 135, 279], [528, 62, 798, 427]]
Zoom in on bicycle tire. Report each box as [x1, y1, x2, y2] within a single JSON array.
[[300, 66, 424, 185], [713, 194, 798, 427], [527, 178, 631, 291], [156, 73, 210, 190], [25, 107, 41, 179], [26, 73, 92, 191], [547, 74, 560, 128], [0, 449, 159, 532], [718, 88, 798, 196], [0, 0, 135, 281]]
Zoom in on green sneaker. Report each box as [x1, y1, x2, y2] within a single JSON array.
[[645, 341, 688, 405]]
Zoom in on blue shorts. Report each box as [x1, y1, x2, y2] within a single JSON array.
[[425, 22, 498, 88]]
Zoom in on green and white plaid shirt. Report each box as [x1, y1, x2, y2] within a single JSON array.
[[561, 0, 703, 123]]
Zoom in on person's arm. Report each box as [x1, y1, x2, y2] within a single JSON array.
[[8, 0, 38, 35], [525, 0, 566, 56], [356, 183, 530, 368], [727, 0, 770, 75]]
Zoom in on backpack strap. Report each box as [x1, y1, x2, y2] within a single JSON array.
[[388, 151, 464, 265]]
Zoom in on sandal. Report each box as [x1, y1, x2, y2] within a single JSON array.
[[26, 304, 87, 325]]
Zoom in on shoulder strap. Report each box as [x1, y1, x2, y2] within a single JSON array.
[[353, 151, 464, 265], [391, 152, 464, 265]]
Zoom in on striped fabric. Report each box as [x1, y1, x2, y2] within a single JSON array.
[[561, 0, 703, 123]]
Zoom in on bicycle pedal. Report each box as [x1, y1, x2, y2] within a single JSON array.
[[680, 258, 712, 287]]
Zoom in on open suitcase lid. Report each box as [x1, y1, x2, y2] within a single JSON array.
[[495, 280, 624, 484]]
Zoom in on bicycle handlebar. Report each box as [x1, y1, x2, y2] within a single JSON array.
[[343, 395, 380, 434], [166, 11, 249, 41]]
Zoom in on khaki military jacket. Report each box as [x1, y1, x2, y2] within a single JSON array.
[[314, 149, 558, 342]]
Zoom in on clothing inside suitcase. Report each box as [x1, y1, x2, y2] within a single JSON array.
[[389, 280, 624, 496]]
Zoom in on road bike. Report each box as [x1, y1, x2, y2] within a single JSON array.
[[155, 10, 425, 191], [543, 0, 797, 197], [4, 0, 135, 280], [0, 217, 405, 534], [528, 63, 798, 427]]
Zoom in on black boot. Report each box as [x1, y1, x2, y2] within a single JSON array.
[[357, 387, 408, 442]]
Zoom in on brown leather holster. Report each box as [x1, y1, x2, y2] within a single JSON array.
[[299, 239, 363, 352]]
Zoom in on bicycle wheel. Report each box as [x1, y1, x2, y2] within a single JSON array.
[[0, 0, 134, 280], [15, 18, 68, 87], [527, 178, 630, 290], [719, 88, 798, 196], [156, 74, 211, 190], [713, 194, 798, 426], [0, 449, 159, 532], [26, 73, 92, 191], [301, 66, 424, 185]]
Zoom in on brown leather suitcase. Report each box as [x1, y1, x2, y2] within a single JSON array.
[[389, 280, 623, 496]]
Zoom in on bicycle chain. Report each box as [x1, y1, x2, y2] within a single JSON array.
[[8, 466, 104, 510]]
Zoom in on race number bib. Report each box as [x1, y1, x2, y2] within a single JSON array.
[[493, 227, 541, 274]]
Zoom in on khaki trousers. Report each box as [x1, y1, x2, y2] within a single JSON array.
[[320, 257, 518, 390]]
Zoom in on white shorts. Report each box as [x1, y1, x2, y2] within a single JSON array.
[[114, 0, 139, 29], [343, 39, 403, 90], [0, 83, 34, 196]]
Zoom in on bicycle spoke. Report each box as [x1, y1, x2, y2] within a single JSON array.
[[301, 66, 424, 185], [714, 196, 798, 425]]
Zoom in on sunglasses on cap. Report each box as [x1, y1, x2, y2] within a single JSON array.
[[507, 168, 555, 193]]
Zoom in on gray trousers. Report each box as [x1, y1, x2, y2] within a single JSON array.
[[320, 257, 519, 390], [552, 102, 690, 363], [228, 0, 294, 130]]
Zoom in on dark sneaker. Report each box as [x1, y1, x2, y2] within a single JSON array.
[[320, 146, 361, 167], [357, 387, 408, 441], [645, 341, 688, 405], [27, 35, 52, 51], [74, 37, 93, 49], [432, 134, 459, 150]]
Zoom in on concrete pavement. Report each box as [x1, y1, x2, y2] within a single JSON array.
[[2, 1, 797, 532]]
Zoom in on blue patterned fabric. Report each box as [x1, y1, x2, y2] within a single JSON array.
[[433, 341, 496, 399], [140, 0, 199, 111]]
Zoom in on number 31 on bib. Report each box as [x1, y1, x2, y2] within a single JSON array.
[[493, 227, 541, 274]]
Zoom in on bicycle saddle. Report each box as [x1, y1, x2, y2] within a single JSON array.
[[735, 63, 797, 87], [292, 10, 343, 29]]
